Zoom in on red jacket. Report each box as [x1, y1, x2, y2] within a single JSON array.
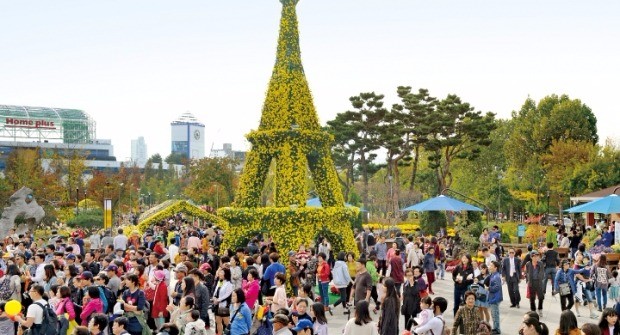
[[318, 262, 331, 283], [150, 281, 169, 318]]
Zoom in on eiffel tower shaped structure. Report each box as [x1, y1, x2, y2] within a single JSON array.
[[219, 0, 358, 254]]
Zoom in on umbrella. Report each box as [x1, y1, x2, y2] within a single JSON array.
[[401, 195, 483, 212], [564, 194, 620, 214]]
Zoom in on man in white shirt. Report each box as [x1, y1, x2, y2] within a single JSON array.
[[412, 297, 448, 335], [168, 238, 179, 265], [28, 253, 46, 284], [113, 228, 128, 251], [483, 247, 497, 267], [15, 284, 47, 329]]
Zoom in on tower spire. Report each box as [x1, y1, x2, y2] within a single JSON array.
[[258, 0, 320, 132]]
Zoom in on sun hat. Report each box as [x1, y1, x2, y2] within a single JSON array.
[[154, 270, 165, 281]]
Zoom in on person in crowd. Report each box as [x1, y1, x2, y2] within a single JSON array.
[[88, 313, 109, 335], [412, 296, 449, 335], [316, 252, 331, 313], [475, 263, 491, 322], [80, 286, 103, 326], [554, 310, 582, 335], [351, 257, 373, 307], [422, 247, 437, 295], [525, 250, 546, 317], [212, 268, 233, 335], [542, 242, 560, 296], [230, 255, 243, 290], [119, 274, 147, 335], [452, 254, 474, 316], [271, 313, 293, 335], [520, 316, 550, 335], [242, 268, 260, 310], [401, 267, 423, 331], [150, 270, 169, 330], [287, 250, 302, 297], [593, 254, 613, 312], [161, 296, 194, 335], [452, 291, 483, 335], [554, 259, 586, 311], [502, 247, 522, 308], [184, 310, 206, 335], [582, 323, 603, 335], [15, 285, 49, 332], [379, 278, 400, 335], [407, 242, 423, 269], [267, 272, 288, 313], [309, 302, 328, 335], [331, 251, 353, 313], [390, 249, 405, 294], [487, 260, 503, 335], [188, 269, 210, 327], [375, 236, 388, 277], [597, 308, 620, 335], [229, 288, 252, 335], [292, 299, 312, 322], [262, 252, 285, 296], [343, 300, 378, 335]]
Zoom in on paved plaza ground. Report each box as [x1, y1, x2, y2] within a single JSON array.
[[324, 276, 594, 334]]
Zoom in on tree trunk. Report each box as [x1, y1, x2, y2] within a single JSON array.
[[408, 145, 420, 197]]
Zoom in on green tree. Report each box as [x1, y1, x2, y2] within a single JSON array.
[[425, 94, 496, 194], [185, 157, 238, 207], [326, 92, 386, 210]]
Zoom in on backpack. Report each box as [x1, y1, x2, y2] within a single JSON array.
[[430, 316, 447, 335], [100, 286, 117, 314], [366, 233, 376, 246], [0, 277, 14, 300], [395, 237, 406, 253], [33, 302, 60, 335]]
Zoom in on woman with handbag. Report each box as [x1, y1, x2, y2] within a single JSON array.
[[229, 288, 252, 335], [555, 259, 587, 312], [474, 263, 491, 323], [150, 270, 169, 331], [212, 268, 233, 335]]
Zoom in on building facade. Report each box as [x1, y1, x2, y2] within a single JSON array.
[[131, 136, 148, 166], [170, 112, 205, 160]]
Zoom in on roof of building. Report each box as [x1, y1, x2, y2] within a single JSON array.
[[570, 184, 620, 202], [0, 104, 91, 122], [171, 112, 204, 126]]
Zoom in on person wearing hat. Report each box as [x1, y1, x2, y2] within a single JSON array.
[[150, 270, 169, 330], [292, 318, 314, 335], [271, 313, 293, 335], [524, 250, 546, 317], [172, 264, 188, 306], [106, 265, 122, 295]]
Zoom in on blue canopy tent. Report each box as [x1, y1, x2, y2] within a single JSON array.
[[565, 194, 620, 215], [401, 195, 483, 212]]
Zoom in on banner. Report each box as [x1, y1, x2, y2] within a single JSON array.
[[104, 199, 112, 229]]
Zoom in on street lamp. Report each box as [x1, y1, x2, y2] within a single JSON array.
[[546, 190, 550, 225], [76, 188, 80, 215]]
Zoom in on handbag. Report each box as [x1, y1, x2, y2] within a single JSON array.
[[559, 283, 571, 296], [144, 284, 156, 301], [223, 307, 241, 335]]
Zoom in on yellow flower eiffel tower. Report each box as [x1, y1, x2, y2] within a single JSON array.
[[219, 0, 358, 255]]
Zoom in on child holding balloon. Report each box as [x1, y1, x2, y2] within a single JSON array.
[[0, 300, 17, 335]]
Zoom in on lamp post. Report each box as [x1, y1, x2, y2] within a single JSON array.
[[76, 188, 80, 215], [84, 189, 88, 211], [546, 190, 550, 225]]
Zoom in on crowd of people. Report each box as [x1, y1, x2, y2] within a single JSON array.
[[0, 216, 618, 335]]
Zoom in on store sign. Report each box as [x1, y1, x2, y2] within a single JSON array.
[[5, 118, 56, 129]]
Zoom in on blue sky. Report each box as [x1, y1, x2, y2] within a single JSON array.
[[1, 1, 618, 161]]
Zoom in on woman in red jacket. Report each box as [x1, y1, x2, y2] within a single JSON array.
[[317, 252, 332, 313], [151, 270, 170, 331]]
